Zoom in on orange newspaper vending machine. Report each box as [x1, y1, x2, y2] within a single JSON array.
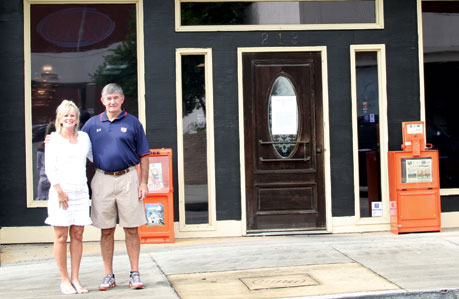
[[138, 149, 174, 243], [388, 121, 441, 234]]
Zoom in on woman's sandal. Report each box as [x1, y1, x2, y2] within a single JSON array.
[[60, 283, 77, 295], [72, 283, 89, 294]]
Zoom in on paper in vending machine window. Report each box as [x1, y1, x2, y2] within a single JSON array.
[[149, 163, 164, 190], [401, 157, 433, 183], [148, 155, 170, 193], [406, 123, 423, 134], [145, 203, 165, 226]]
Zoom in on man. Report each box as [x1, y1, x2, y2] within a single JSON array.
[[81, 83, 149, 290]]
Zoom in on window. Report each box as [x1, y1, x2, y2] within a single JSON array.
[[176, 49, 216, 230], [422, 1, 459, 191], [25, 0, 144, 207], [350, 45, 388, 220], [176, 0, 384, 31]]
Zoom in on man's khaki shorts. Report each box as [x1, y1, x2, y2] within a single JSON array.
[[91, 166, 147, 229]]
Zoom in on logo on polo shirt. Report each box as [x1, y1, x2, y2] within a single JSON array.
[[121, 127, 127, 133], [96, 128, 101, 132]]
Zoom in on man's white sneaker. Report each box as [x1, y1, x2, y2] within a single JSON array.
[[99, 273, 116, 291], [129, 271, 144, 289]]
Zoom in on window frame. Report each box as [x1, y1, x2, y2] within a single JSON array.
[[175, 0, 384, 31], [24, 0, 146, 208], [350, 44, 389, 224], [176, 48, 217, 232], [418, 0, 459, 196]]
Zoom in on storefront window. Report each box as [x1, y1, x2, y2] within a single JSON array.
[[351, 46, 387, 220], [29, 4, 138, 202], [177, 49, 216, 230], [178, 0, 382, 30], [355, 51, 381, 218], [423, 1, 459, 189], [181, 55, 209, 225]]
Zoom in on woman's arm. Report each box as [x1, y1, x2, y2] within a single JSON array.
[[44, 134, 59, 186], [45, 135, 69, 209], [53, 183, 69, 210]]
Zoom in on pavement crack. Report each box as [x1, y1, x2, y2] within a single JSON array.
[[331, 246, 405, 291], [150, 254, 182, 299], [445, 238, 459, 247]]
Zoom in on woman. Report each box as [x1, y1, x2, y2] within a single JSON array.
[[45, 100, 92, 294]]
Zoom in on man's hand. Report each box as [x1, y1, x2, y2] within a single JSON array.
[[138, 182, 148, 200], [44, 133, 52, 144], [138, 155, 149, 200]]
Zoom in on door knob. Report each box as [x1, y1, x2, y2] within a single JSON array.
[[316, 147, 322, 153]]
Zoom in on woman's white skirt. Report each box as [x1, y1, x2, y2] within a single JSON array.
[[45, 184, 92, 226]]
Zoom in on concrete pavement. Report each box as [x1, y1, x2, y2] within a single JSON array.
[[2, 229, 459, 298]]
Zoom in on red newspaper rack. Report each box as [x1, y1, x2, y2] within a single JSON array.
[[138, 148, 174, 243]]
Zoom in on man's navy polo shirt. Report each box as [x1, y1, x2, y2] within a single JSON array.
[[81, 110, 149, 172]]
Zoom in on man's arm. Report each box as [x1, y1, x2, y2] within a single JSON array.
[[138, 155, 149, 200]]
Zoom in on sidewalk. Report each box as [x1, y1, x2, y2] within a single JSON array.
[[2, 229, 459, 298]]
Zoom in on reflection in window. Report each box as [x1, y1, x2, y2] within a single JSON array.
[[30, 4, 138, 200], [268, 76, 299, 158], [355, 51, 381, 218], [423, 2, 459, 188], [181, 55, 209, 225], [181, 0, 376, 26]]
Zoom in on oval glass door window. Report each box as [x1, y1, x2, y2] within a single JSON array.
[[268, 76, 299, 158]]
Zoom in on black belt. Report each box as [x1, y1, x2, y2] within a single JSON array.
[[103, 168, 130, 176]]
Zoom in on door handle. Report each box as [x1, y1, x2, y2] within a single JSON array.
[[259, 157, 311, 162], [316, 147, 322, 153], [259, 139, 310, 145]]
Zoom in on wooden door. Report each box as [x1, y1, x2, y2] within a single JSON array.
[[243, 52, 325, 232]]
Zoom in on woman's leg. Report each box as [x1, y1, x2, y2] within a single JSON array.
[[53, 226, 71, 284], [69, 225, 85, 288]]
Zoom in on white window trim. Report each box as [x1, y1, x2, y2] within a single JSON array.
[[175, 0, 384, 32], [350, 44, 389, 224], [176, 48, 217, 232], [418, 0, 459, 196], [24, 0, 145, 208]]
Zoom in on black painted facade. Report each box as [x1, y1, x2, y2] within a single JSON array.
[[2, 0, 453, 230]]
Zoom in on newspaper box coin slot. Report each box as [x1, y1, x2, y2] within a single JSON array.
[[388, 121, 441, 234], [137, 148, 174, 243]]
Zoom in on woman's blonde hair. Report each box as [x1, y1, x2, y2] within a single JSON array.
[[55, 100, 80, 136]]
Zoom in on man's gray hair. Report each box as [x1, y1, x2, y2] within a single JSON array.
[[101, 83, 124, 98]]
